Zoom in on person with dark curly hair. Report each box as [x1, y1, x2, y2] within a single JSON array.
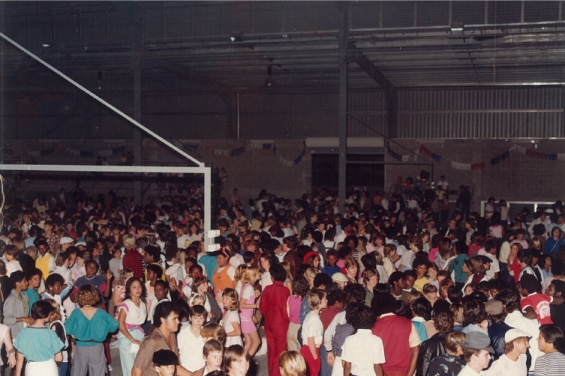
[[341, 305, 384, 376]]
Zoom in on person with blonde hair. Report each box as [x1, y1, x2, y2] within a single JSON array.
[[239, 265, 261, 357], [300, 289, 327, 376], [279, 351, 307, 376], [222, 288, 242, 347]]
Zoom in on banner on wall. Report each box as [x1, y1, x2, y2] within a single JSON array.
[[407, 143, 565, 172]]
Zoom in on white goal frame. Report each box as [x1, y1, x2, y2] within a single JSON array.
[[0, 32, 213, 249]]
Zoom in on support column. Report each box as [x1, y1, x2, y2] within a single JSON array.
[[338, 4, 350, 214], [132, 10, 143, 205]]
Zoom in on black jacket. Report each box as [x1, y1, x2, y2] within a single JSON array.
[[416, 331, 447, 376]]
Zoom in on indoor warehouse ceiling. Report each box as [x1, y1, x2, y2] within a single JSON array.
[[1, 1, 565, 96]]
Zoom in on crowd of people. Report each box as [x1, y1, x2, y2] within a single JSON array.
[[0, 177, 565, 376]]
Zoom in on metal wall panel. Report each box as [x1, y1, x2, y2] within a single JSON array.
[[396, 87, 564, 138]]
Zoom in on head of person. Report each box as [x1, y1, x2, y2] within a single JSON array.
[[216, 247, 231, 267], [189, 304, 207, 328], [202, 339, 224, 371], [147, 263, 164, 281], [445, 331, 466, 356], [153, 301, 180, 332], [85, 259, 99, 278], [45, 273, 65, 296], [153, 349, 178, 376], [221, 288, 239, 311], [125, 276, 147, 300], [154, 280, 169, 301], [224, 344, 249, 376], [31, 300, 56, 320], [279, 351, 307, 376], [76, 284, 101, 307], [504, 328, 530, 355], [201, 322, 227, 344], [350, 305, 376, 330], [461, 332, 494, 371], [10, 270, 28, 291], [539, 324, 565, 353], [270, 264, 287, 283], [26, 268, 43, 289], [307, 288, 327, 311]]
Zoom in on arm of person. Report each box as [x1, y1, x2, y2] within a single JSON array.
[[54, 351, 63, 362], [132, 368, 142, 376], [176, 365, 193, 376], [407, 345, 419, 376], [111, 282, 122, 307], [522, 306, 537, 320], [14, 352, 24, 376], [375, 363, 384, 376], [307, 336, 318, 360], [16, 316, 34, 325], [239, 297, 257, 309], [117, 307, 141, 345], [343, 360, 352, 376], [226, 320, 241, 337], [4, 331, 16, 369]]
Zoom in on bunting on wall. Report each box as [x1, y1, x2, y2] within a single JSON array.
[[411, 143, 565, 172]]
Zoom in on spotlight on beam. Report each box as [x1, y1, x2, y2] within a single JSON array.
[[229, 32, 242, 42]]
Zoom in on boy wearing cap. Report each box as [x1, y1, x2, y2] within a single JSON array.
[[484, 328, 529, 376], [458, 332, 494, 376], [153, 349, 178, 376]]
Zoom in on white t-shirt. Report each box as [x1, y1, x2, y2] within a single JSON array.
[[223, 310, 243, 347], [341, 329, 386, 376], [177, 325, 205, 371], [485, 353, 527, 376], [301, 311, 323, 347]]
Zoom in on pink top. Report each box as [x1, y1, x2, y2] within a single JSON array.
[[287, 295, 302, 324]]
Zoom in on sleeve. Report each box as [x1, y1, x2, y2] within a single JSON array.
[[324, 312, 344, 351], [102, 310, 119, 333], [48, 256, 56, 273], [409, 323, 422, 347], [64, 311, 77, 336], [373, 336, 385, 364], [48, 331, 65, 354], [50, 322, 66, 344], [340, 337, 353, 362], [2, 296, 17, 326], [132, 337, 153, 372], [241, 285, 253, 300]]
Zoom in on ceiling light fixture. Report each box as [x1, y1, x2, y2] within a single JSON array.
[[450, 22, 464, 35], [264, 65, 275, 88], [229, 32, 242, 42]]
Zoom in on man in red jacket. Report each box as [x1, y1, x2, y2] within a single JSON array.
[[259, 263, 290, 376]]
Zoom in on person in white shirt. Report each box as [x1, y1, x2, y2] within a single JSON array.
[[341, 305, 385, 376], [458, 332, 494, 376], [485, 329, 529, 376]]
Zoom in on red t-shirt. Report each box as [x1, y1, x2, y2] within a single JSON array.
[[521, 292, 553, 325]]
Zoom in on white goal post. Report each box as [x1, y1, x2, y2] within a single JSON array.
[[0, 32, 213, 249]]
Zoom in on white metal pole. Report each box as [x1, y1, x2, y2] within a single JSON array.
[[0, 32, 204, 167]]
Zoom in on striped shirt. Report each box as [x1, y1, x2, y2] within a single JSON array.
[[534, 351, 565, 376]]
